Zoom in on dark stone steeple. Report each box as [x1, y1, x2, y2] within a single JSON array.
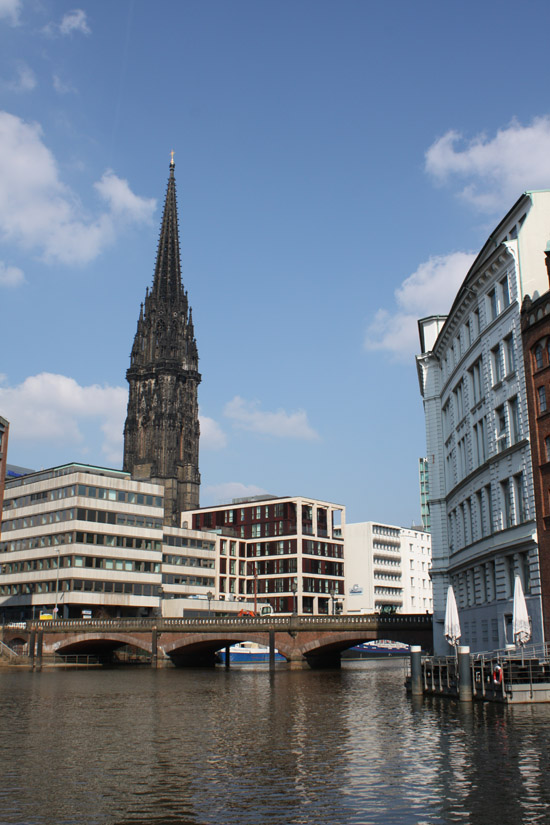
[[123, 156, 201, 524]]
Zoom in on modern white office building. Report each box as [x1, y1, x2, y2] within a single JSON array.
[[0, 463, 266, 620], [417, 191, 550, 654], [344, 521, 432, 614]]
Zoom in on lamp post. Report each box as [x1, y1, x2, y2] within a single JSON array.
[[330, 587, 336, 615], [207, 590, 214, 617], [291, 580, 298, 616], [54, 548, 60, 619]]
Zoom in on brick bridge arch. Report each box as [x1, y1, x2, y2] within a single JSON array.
[[2, 615, 432, 668]]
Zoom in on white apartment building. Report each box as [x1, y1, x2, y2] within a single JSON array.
[[345, 521, 432, 614], [417, 191, 550, 655]]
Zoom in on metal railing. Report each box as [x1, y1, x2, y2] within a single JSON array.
[[54, 654, 101, 666], [0, 639, 21, 661]]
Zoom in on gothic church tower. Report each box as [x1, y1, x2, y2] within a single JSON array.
[[123, 156, 201, 524]]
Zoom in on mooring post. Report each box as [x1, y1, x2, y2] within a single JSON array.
[[225, 645, 231, 669], [458, 645, 472, 702], [410, 645, 423, 696], [151, 627, 158, 669], [35, 629, 43, 672], [29, 628, 36, 671], [269, 630, 275, 671]]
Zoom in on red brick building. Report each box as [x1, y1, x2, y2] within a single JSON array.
[[186, 495, 345, 615], [521, 283, 550, 642], [0, 417, 9, 540]]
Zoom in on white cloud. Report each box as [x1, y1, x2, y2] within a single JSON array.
[[0, 110, 156, 266], [0, 372, 228, 465], [425, 117, 550, 212], [60, 9, 90, 35], [53, 74, 76, 95], [0, 0, 21, 25], [94, 171, 156, 223], [44, 9, 91, 37], [199, 414, 227, 449], [202, 482, 269, 506], [0, 373, 127, 465], [224, 396, 319, 440], [365, 252, 475, 360], [0, 260, 24, 286], [1, 63, 36, 93]]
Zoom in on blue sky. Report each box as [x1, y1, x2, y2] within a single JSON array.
[[3, 0, 550, 525]]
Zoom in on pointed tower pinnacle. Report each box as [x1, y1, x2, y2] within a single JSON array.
[[123, 156, 201, 525]]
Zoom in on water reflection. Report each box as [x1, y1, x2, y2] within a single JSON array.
[[0, 662, 549, 824]]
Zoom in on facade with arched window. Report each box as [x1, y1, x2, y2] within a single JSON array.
[[417, 191, 550, 655]]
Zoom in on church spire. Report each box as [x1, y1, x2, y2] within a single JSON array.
[[152, 155, 182, 303], [123, 156, 201, 524]]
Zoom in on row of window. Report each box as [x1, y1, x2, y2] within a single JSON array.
[[0, 531, 212, 556], [448, 474, 527, 553], [1, 552, 161, 574], [445, 398, 522, 491], [0, 532, 74, 554], [164, 535, 215, 552], [220, 539, 245, 556], [445, 337, 517, 439], [451, 551, 530, 609], [3, 483, 163, 512], [244, 558, 298, 576], [2, 507, 163, 533], [0, 579, 162, 597], [222, 503, 288, 523], [409, 577, 429, 589], [442, 272, 513, 382], [163, 554, 214, 569], [219, 558, 247, 576], [302, 560, 343, 576], [373, 542, 401, 553], [374, 573, 401, 583], [161, 574, 215, 588], [246, 540, 297, 557], [372, 525, 400, 538], [302, 578, 343, 595], [302, 540, 344, 558]]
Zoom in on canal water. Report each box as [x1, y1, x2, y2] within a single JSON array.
[[1, 660, 550, 825]]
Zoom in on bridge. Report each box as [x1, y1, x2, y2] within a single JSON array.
[[1, 614, 432, 670]]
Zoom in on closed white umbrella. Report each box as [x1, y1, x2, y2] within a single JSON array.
[[444, 585, 461, 649], [513, 575, 531, 649]]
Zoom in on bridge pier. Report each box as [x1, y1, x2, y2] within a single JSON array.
[[28, 629, 36, 671], [35, 630, 43, 672], [151, 627, 158, 668]]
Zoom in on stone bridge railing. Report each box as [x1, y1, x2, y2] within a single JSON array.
[[8, 614, 432, 634]]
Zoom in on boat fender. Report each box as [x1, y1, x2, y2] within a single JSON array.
[[493, 664, 503, 685]]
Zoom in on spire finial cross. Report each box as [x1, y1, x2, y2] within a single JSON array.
[[170, 149, 175, 167]]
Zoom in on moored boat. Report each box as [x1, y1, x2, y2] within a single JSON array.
[[216, 641, 285, 664], [343, 640, 410, 659]]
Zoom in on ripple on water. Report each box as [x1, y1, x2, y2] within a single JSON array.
[[0, 663, 549, 824]]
